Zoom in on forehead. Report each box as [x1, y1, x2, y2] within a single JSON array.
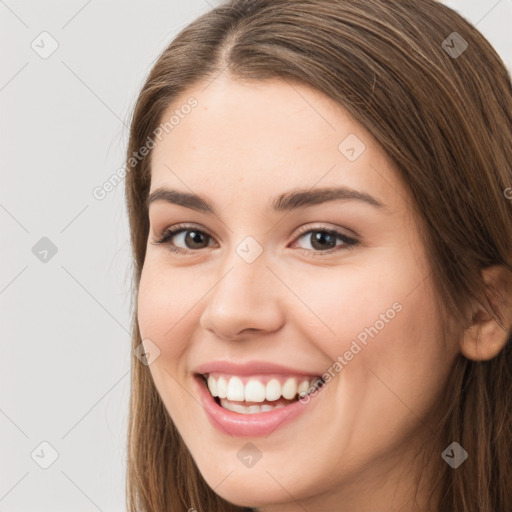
[[149, 75, 406, 213]]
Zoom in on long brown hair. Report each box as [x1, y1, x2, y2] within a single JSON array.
[[124, 1, 512, 510]]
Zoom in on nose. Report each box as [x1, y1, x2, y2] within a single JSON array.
[[199, 249, 285, 340]]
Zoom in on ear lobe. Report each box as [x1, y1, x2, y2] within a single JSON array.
[[460, 265, 512, 362]]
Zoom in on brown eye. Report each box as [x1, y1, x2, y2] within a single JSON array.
[[152, 224, 358, 256], [151, 225, 215, 254], [179, 229, 210, 249], [304, 230, 338, 250], [293, 228, 358, 254]]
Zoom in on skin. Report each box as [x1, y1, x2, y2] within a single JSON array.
[[137, 74, 464, 511]]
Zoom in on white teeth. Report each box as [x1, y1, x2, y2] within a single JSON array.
[[297, 379, 309, 398], [282, 378, 297, 399], [220, 398, 287, 414], [226, 376, 245, 401], [222, 401, 251, 414], [207, 375, 218, 397], [206, 374, 316, 404], [266, 378, 282, 401], [217, 376, 228, 399], [244, 380, 267, 402]]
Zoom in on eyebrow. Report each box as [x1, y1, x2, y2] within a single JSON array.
[[145, 186, 387, 214]]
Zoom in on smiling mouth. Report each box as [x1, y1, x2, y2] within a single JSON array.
[[197, 372, 326, 414]]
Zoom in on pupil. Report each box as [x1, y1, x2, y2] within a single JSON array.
[[312, 231, 336, 250], [187, 230, 206, 248]]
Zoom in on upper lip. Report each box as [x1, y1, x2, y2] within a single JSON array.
[[193, 360, 322, 377]]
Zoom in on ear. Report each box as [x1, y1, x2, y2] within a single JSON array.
[[460, 265, 512, 361]]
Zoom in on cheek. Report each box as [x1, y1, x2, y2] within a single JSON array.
[[342, 276, 449, 435], [136, 263, 198, 422], [296, 256, 449, 409], [137, 261, 196, 360], [285, 262, 404, 354]]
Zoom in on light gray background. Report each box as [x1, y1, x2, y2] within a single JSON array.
[[1, 1, 510, 511]]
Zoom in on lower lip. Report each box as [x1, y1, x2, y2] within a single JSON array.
[[193, 375, 321, 437]]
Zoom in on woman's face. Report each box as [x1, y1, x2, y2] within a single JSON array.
[[137, 75, 459, 510]]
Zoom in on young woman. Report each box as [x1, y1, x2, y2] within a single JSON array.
[[124, 1, 512, 510]]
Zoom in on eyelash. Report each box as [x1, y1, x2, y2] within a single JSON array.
[[151, 223, 359, 257]]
